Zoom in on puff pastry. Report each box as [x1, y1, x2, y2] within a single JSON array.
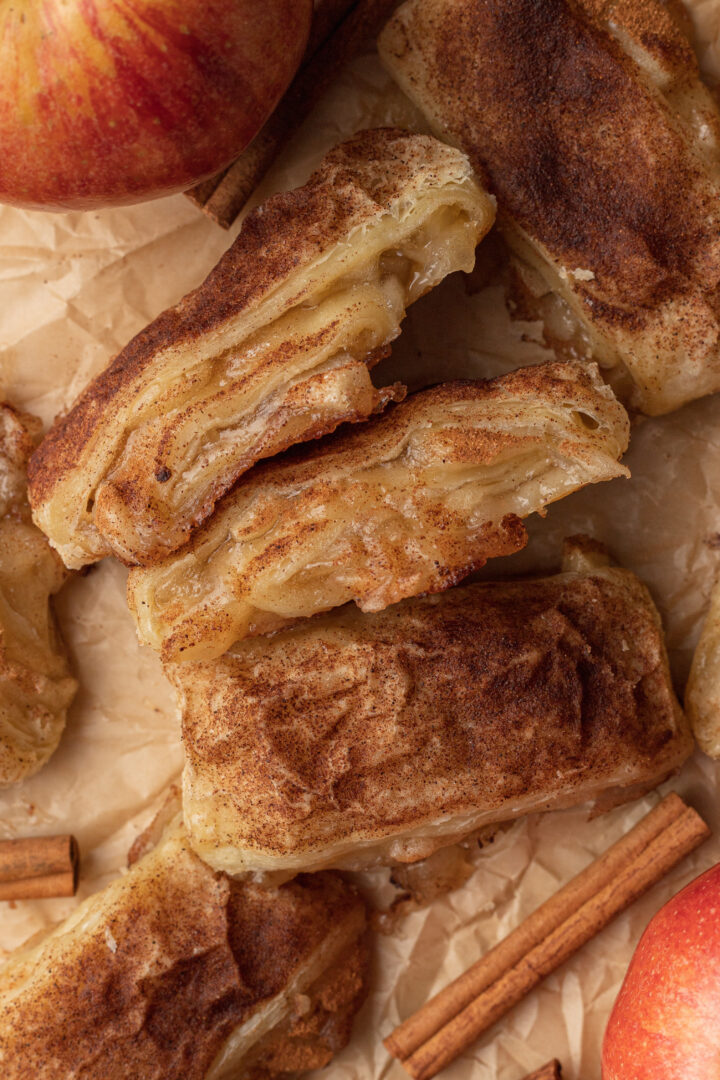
[[169, 538, 692, 878], [0, 809, 368, 1080], [0, 404, 76, 787], [128, 360, 629, 664], [686, 581, 720, 758], [379, 0, 720, 415], [27, 128, 494, 569]]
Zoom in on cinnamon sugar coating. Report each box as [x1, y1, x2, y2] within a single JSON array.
[[379, 0, 720, 415], [128, 361, 629, 664], [0, 817, 368, 1080], [27, 128, 493, 568], [171, 541, 692, 877]]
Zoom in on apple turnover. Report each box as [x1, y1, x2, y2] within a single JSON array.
[[27, 128, 494, 569], [0, 807, 368, 1080], [168, 538, 692, 878], [0, 404, 76, 787], [379, 0, 720, 415], [128, 361, 630, 663]]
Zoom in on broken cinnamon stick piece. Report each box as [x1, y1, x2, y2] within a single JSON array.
[[523, 1062, 562, 1080], [384, 793, 709, 1080], [0, 835, 79, 901], [186, 0, 358, 212], [190, 0, 401, 228]]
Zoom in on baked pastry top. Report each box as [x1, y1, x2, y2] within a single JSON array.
[[686, 580, 720, 759], [379, 0, 720, 415], [0, 810, 368, 1080], [0, 404, 76, 787], [169, 538, 692, 877], [27, 128, 494, 569], [128, 360, 630, 664]]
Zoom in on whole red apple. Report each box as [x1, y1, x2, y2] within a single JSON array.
[[0, 0, 312, 210], [603, 861, 720, 1079]]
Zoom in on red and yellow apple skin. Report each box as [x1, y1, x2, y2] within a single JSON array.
[[602, 861, 720, 1079], [0, 0, 312, 210]]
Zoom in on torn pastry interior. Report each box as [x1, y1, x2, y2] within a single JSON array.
[[686, 580, 720, 759], [378, 0, 720, 415], [0, 404, 76, 787], [27, 128, 495, 569], [128, 360, 630, 663], [0, 808, 369, 1080], [167, 536, 691, 879]]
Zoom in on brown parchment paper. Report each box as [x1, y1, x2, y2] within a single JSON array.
[[1, 6, 720, 1077]]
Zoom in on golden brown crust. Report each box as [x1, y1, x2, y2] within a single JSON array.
[[27, 128, 493, 567], [171, 545, 691, 876], [0, 821, 368, 1080], [379, 0, 720, 414], [0, 404, 76, 787], [127, 361, 630, 664]]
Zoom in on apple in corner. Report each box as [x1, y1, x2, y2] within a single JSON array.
[[602, 861, 720, 1078], [0, 0, 313, 210]]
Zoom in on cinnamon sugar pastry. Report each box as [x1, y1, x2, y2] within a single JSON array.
[[0, 404, 76, 787], [27, 128, 494, 569], [0, 810, 369, 1080], [128, 361, 630, 664], [379, 0, 720, 415], [168, 539, 692, 879]]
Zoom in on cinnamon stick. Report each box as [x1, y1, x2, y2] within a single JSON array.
[[385, 793, 709, 1080], [188, 0, 401, 228], [0, 835, 79, 901], [523, 1063, 562, 1080]]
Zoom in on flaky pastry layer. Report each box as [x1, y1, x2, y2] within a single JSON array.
[[169, 539, 692, 878], [0, 813, 368, 1080], [28, 128, 494, 568], [128, 360, 629, 663], [379, 0, 720, 415], [0, 405, 76, 787], [686, 580, 720, 759]]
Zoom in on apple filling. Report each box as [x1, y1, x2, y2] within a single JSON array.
[[94, 202, 482, 564]]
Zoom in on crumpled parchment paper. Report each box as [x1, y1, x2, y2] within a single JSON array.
[[1, 5, 720, 1077]]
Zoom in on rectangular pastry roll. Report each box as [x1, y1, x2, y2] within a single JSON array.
[[0, 810, 369, 1079], [27, 128, 494, 568], [0, 404, 76, 787], [128, 360, 630, 663], [168, 538, 692, 878], [378, 0, 720, 416]]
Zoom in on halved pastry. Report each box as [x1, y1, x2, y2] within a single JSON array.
[[686, 581, 720, 759], [27, 128, 494, 569], [0, 404, 77, 787], [379, 0, 720, 415], [0, 807, 369, 1079], [168, 538, 692, 878], [128, 360, 629, 663]]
